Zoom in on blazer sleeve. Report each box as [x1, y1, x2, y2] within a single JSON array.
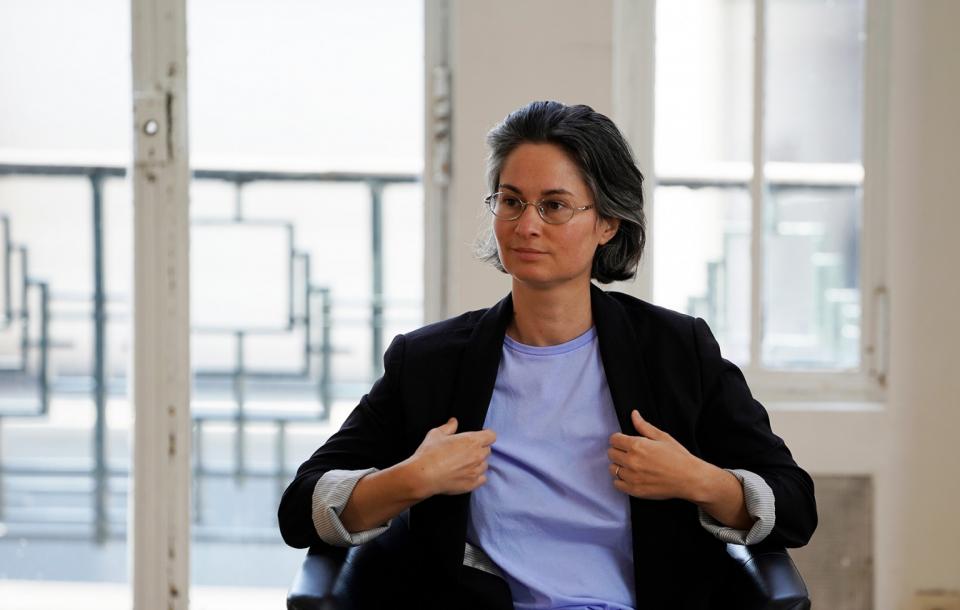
[[278, 333, 409, 549], [691, 317, 818, 548]]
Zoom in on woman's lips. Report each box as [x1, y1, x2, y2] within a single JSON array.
[[513, 248, 547, 260]]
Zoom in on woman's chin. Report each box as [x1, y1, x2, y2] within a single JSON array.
[[507, 269, 579, 290]]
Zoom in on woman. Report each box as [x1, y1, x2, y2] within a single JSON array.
[[279, 101, 817, 610]]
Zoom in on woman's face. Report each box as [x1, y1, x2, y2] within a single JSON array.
[[493, 142, 619, 290]]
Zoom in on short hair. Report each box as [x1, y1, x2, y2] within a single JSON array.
[[474, 100, 646, 284]]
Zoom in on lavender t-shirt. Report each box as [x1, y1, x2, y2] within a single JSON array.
[[466, 326, 636, 610]]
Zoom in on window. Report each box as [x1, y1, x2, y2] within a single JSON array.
[[624, 0, 888, 402], [0, 0, 133, 604], [0, 1, 424, 607], [185, 0, 424, 595]]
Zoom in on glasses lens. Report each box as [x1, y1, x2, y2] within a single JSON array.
[[540, 200, 574, 224], [489, 193, 522, 218]]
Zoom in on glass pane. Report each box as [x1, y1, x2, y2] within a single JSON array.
[[762, 187, 861, 369], [655, 0, 753, 174], [766, 0, 866, 164], [383, 183, 425, 343], [0, 1, 132, 607], [653, 186, 751, 365], [185, 0, 424, 602]]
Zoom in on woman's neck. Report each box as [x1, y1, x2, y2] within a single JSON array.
[[506, 279, 593, 347]]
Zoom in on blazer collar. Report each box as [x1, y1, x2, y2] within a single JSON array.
[[451, 283, 662, 435]]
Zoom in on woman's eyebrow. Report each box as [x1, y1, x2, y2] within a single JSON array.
[[498, 183, 574, 197]]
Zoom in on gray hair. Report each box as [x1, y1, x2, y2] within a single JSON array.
[[474, 100, 646, 284]]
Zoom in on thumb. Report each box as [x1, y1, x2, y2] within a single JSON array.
[[631, 410, 661, 439], [439, 417, 458, 435]]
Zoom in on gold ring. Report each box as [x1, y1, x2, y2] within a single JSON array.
[[615, 465, 622, 480]]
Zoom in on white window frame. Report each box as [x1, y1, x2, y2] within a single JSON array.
[[614, 0, 890, 406]]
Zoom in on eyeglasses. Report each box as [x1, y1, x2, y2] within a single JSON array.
[[484, 192, 595, 225]]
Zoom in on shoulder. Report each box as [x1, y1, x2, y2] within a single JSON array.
[[601, 289, 698, 343], [392, 306, 489, 355]]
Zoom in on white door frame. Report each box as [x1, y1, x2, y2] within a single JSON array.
[[130, 0, 192, 607]]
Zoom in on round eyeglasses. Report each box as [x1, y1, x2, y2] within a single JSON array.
[[484, 192, 595, 225]]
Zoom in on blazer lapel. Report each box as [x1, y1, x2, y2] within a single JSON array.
[[591, 284, 686, 605], [418, 292, 513, 586], [451, 291, 514, 433], [590, 283, 663, 432]]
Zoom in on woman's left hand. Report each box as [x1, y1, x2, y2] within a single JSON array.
[[608, 409, 706, 501]]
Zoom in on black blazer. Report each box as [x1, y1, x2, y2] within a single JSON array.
[[279, 284, 817, 609]]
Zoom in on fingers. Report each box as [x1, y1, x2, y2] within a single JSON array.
[[609, 432, 647, 452], [454, 428, 497, 446], [450, 459, 491, 494], [607, 446, 628, 463], [475, 429, 497, 446], [631, 410, 663, 439], [433, 420, 496, 444], [439, 417, 458, 434]]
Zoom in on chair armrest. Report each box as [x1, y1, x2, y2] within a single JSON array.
[[286, 527, 810, 609], [726, 543, 811, 610], [286, 546, 347, 610], [286, 511, 410, 610]]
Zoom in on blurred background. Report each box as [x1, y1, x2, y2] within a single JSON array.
[[0, 0, 957, 609]]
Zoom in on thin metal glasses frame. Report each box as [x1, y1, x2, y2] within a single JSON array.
[[484, 192, 595, 225]]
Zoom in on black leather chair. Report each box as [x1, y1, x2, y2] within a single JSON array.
[[287, 512, 810, 610]]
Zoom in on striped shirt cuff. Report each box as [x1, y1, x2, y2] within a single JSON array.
[[697, 468, 776, 545], [311, 468, 392, 547], [464, 541, 505, 579]]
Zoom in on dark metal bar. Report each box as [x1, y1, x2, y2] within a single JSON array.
[[192, 169, 417, 185], [657, 177, 861, 191], [370, 181, 384, 378], [1, 215, 11, 327], [0, 165, 126, 178], [193, 419, 204, 524], [0, 416, 5, 520], [319, 287, 332, 418], [301, 252, 311, 376], [38, 282, 50, 415], [234, 330, 246, 484], [0, 162, 417, 185], [91, 172, 109, 544], [19, 247, 29, 370], [90, 173, 108, 544], [274, 419, 286, 516], [286, 224, 295, 329], [233, 180, 244, 221]]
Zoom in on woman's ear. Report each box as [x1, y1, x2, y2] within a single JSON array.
[[598, 217, 620, 246]]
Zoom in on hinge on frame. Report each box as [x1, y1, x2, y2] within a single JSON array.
[[868, 285, 889, 387], [431, 65, 452, 186]]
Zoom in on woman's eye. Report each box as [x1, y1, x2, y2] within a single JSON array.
[[502, 197, 521, 207], [544, 200, 567, 211]]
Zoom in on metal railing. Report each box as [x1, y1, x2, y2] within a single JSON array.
[[0, 162, 420, 543]]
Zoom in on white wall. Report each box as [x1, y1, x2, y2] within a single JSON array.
[[885, 0, 960, 602], [432, 1, 960, 608], [438, 0, 614, 315]]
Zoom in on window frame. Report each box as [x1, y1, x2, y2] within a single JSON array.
[[614, 0, 890, 405]]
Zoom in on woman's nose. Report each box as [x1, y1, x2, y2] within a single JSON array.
[[514, 203, 543, 235]]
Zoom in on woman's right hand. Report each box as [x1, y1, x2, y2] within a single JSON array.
[[406, 417, 496, 497]]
